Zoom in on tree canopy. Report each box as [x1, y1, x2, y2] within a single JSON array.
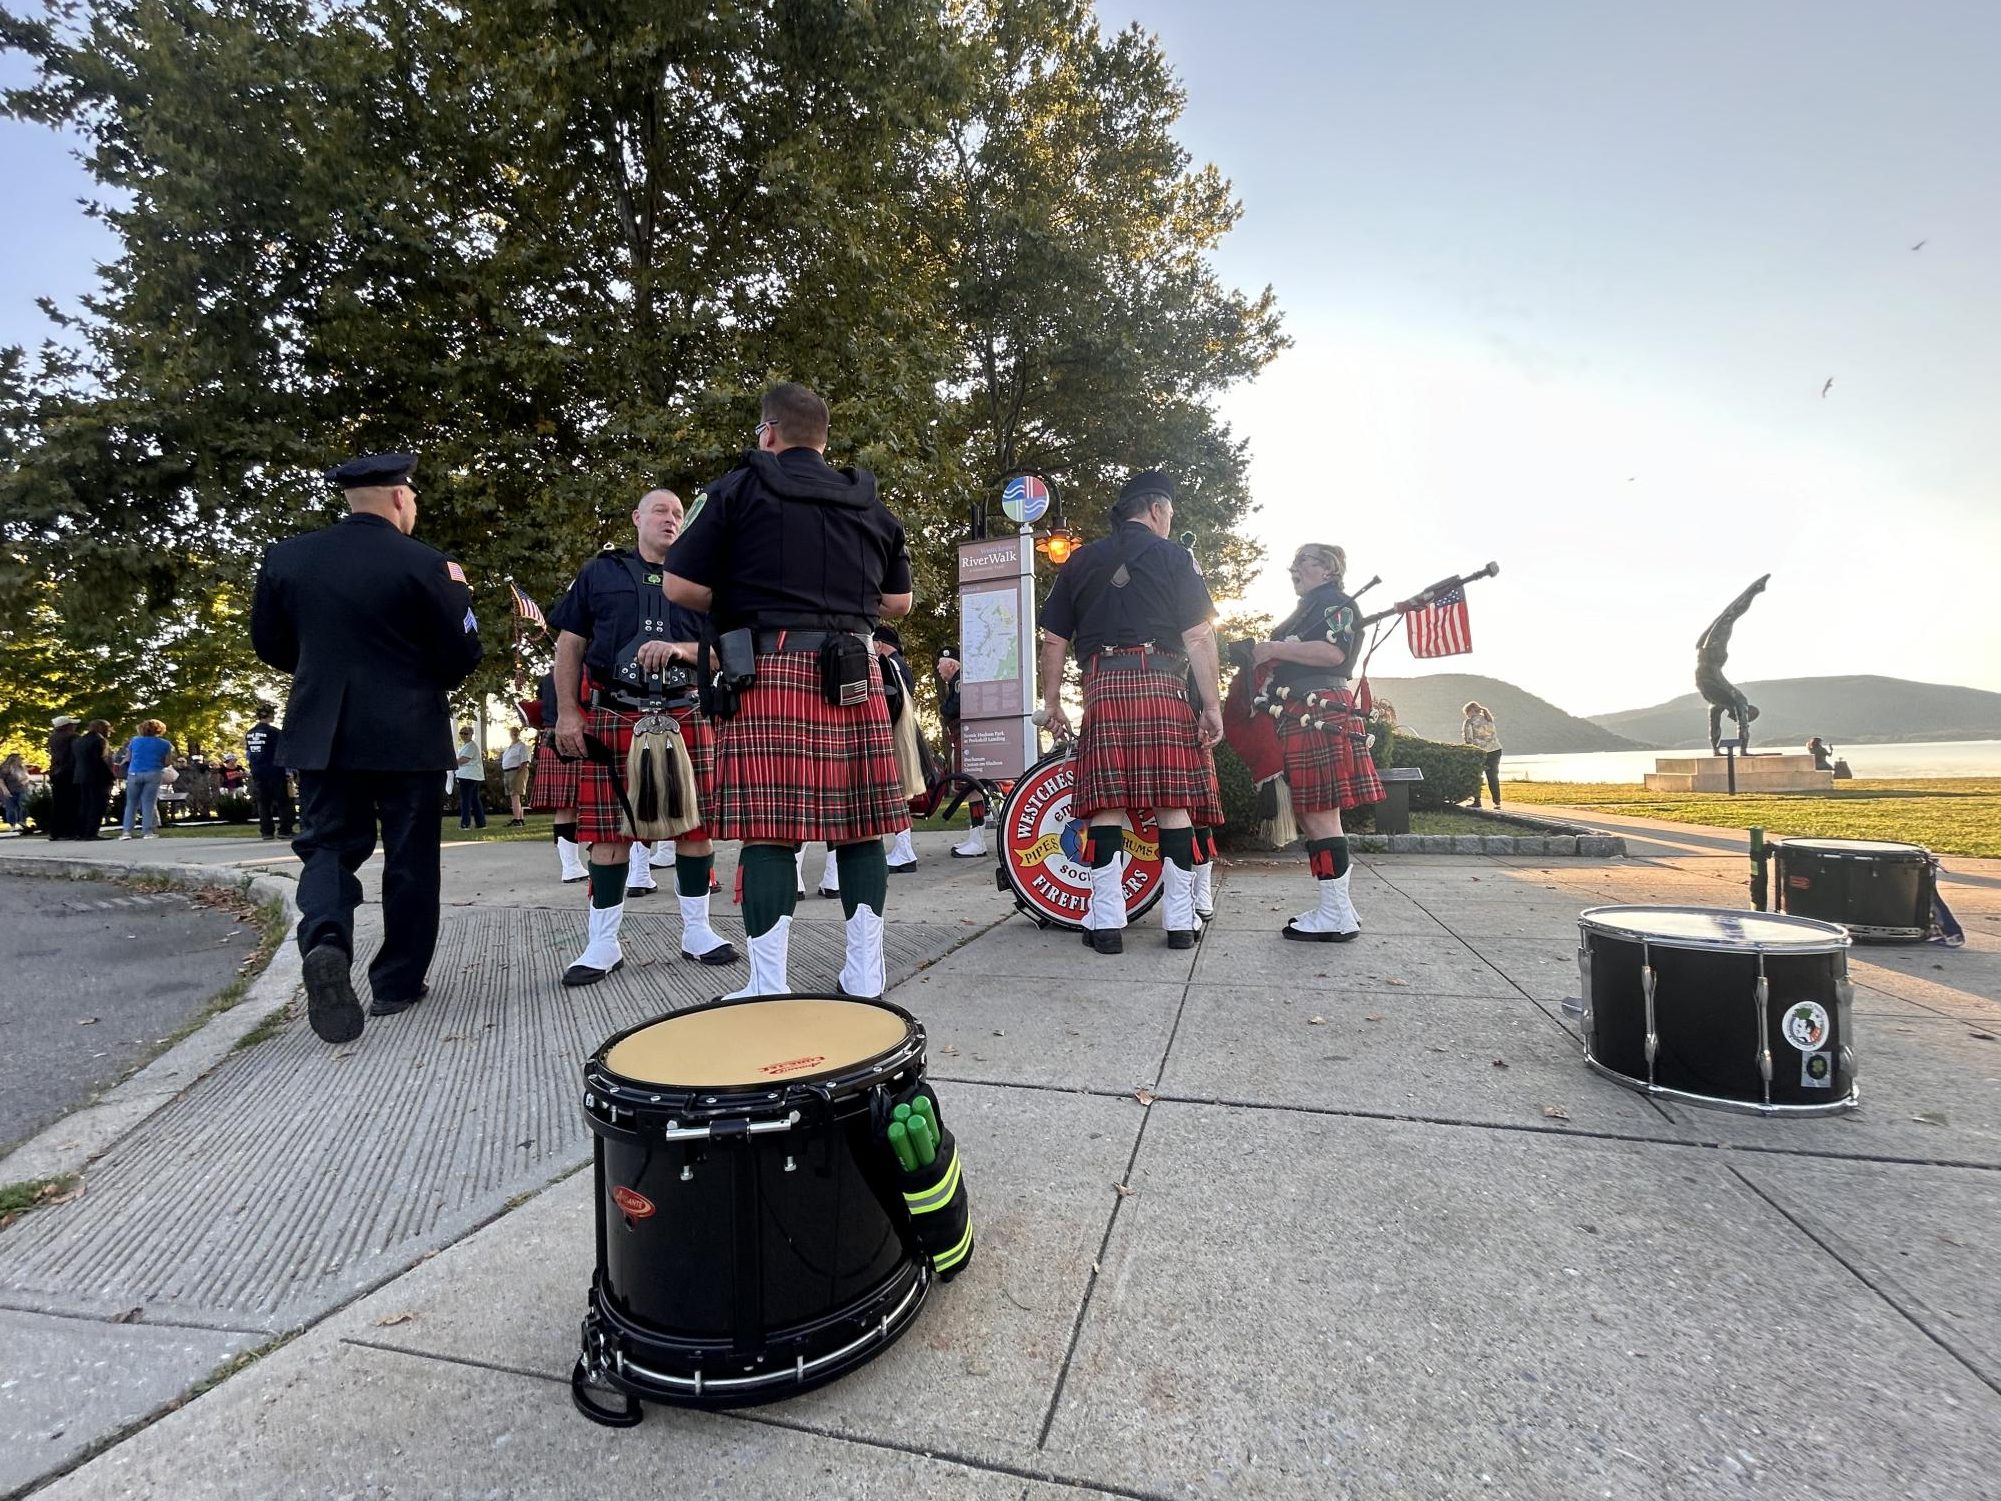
[[0, 0, 1285, 753]]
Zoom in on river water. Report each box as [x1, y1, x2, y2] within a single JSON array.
[[1503, 740, 2001, 784]]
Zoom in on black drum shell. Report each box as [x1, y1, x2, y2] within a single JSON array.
[[1584, 932, 1853, 1107], [581, 998, 929, 1407], [1775, 841, 1933, 941]]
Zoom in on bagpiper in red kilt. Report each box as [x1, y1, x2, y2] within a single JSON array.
[[1278, 687, 1384, 813], [1073, 651, 1215, 820], [708, 649, 911, 845], [574, 701, 717, 846], [528, 737, 581, 813]]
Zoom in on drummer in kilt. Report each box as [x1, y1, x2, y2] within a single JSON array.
[[550, 490, 738, 985], [1039, 471, 1222, 954], [666, 382, 914, 1000], [1256, 543, 1382, 941]]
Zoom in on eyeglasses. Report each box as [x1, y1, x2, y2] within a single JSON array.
[[754, 420, 775, 441]]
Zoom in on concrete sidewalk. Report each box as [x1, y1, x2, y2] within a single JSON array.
[[4, 831, 2000, 1499]]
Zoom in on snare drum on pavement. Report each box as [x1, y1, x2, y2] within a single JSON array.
[[1773, 837, 1937, 943], [1578, 906, 1857, 1117]]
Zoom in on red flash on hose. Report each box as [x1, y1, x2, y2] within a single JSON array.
[[1310, 847, 1337, 880]]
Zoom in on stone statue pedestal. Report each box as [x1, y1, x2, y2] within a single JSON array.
[[1643, 754, 1835, 793]]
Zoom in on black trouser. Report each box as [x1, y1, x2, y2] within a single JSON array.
[[456, 779, 486, 827], [75, 780, 111, 838], [47, 780, 80, 838], [294, 770, 442, 1005], [1476, 749, 1503, 806], [252, 771, 295, 838]]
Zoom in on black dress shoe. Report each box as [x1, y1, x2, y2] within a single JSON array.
[[1280, 921, 1359, 944], [887, 861, 917, 875], [682, 942, 740, 966], [303, 943, 364, 1043], [625, 883, 657, 897], [368, 984, 430, 1017], [835, 981, 883, 1001], [562, 958, 624, 986], [1087, 929, 1123, 955], [1166, 929, 1199, 950]]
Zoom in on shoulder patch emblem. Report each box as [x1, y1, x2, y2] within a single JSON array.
[[446, 561, 467, 584], [1325, 605, 1354, 635]]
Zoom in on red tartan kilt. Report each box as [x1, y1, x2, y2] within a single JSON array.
[[575, 703, 716, 844], [527, 738, 580, 812], [1195, 743, 1224, 830], [1279, 702, 1384, 813], [1074, 663, 1215, 819], [709, 652, 910, 844]]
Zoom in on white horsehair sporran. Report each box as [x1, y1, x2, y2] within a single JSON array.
[[623, 711, 701, 841]]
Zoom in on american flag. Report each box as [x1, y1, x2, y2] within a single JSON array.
[[508, 581, 547, 633], [1404, 586, 1473, 658]]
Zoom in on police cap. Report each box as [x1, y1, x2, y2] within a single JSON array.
[[873, 625, 903, 650], [326, 453, 417, 490], [936, 643, 960, 662], [1112, 469, 1174, 519]]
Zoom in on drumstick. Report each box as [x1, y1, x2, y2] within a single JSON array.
[[888, 1120, 919, 1173], [912, 1094, 939, 1138]]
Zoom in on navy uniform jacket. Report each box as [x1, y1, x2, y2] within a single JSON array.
[[250, 513, 483, 771], [1041, 520, 1214, 659]]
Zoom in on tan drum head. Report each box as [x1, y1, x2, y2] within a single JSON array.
[[604, 999, 910, 1089]]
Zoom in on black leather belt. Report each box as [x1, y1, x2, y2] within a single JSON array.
[[753, 628, 870, 654], [1086, 647, 1187, 676], [589, 689, 697, 713]]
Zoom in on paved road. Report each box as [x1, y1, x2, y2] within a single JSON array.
[[0, 873, 253, 1155]]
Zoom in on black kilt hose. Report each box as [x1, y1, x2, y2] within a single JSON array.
[[528, 738, 581, 813], [1074, 655, 1214, 819], [709, 651, 910, 845], [1279, 688, 1384, 813], [575, 703, 717, 844]]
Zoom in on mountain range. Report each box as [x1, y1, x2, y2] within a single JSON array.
[[1366, 673, 2001, 754]]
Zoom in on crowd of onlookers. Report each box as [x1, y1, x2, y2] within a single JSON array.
[[2, 712, 267, 840]]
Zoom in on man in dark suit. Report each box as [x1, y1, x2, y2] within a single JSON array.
[[251, 454, 483, 1043]]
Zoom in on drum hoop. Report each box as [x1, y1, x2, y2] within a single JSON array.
[[997, 746, 1165, 931], [587, 994, 925, 1109], [1582, 1053, 1859, 1118], [1577, 905, 1851, 954], [1774, 838, 1927, 858]]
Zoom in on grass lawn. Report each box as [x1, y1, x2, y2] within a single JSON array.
[[1502, 778, 2001, 859]]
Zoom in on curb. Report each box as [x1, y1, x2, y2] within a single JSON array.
[[0, 856, 302, 1186], [1344, 832, 1626, 857]]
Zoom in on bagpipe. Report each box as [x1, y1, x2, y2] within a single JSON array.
[[1222, 560, 1501, 790]]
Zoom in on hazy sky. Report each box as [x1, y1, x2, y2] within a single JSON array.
[[5, 6, 1999, 715]]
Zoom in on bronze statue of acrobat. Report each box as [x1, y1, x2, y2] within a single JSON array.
[[1695, 574, 1768, 755]]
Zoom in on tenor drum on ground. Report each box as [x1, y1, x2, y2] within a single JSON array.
[[1577, 906, 1857, 1116], [1773, 837, 1937, 943], [996, 747, 1163, 930], [573, 996, 931, 1420]]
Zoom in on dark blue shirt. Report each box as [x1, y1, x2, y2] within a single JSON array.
[[244, 721, 285, 776], [549, 549, 707, 682]]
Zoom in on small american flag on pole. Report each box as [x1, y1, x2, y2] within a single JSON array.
[[508, 581, 547, 633], [1404, 586, 1473, 658]]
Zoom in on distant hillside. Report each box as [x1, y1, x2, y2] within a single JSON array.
[[1368, 674, 1650, 753], [1589, 675, 2001, 749]]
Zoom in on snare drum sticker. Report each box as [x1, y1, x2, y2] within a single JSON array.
[[611, 1186, 655, 1220], [1801, 1050, 1835, 1089], [1782, 1000, 1831, 1052]]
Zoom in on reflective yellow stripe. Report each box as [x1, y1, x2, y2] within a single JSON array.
[[931, 1220, 973, 1272], [902, 1154, 961, 1216]]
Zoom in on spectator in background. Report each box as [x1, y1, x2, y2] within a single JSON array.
[[46, 718, 80, 839], [453, 724, 487, 830], [1807, 736, 1834, 772], [72, 719, 116, 839], [1461, 700, 1504, 809], [500, 725, 531, 827], [245, 703, 295, 840], [158, 756, 190, 826], [218, 751, 247, 794], [119, 718, 175, 839], [1, 752, 28, 830]]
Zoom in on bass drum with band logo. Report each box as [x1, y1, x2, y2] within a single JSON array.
[[995, 746, 1164, 931]]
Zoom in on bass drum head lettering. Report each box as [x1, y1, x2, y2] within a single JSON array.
[[998, 750, 1164, 931]]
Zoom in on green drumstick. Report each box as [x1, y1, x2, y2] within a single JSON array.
[[907, 1114, 938, 1168], [887, 1120, 918, 1173], [912, 1094, 938, 1136], [892, 1102, 912, 1123]]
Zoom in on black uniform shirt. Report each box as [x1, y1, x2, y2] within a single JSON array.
[[667, 448, 912, 631], [1268, 580, 1359, 691], [244, 721, 284, 776], [548, 549, 707, 682], [1041, 521, 1215, 658]]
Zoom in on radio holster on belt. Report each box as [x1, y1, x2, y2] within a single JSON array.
[[819, 632, 872, 708]]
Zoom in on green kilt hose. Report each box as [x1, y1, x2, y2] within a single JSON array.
[[528, 738, 581, 812], [709, 651, 910, 845], [1279, 688, 1383, 813], [574, 702, 717, 844], [1074, 652, 1214, 819]]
